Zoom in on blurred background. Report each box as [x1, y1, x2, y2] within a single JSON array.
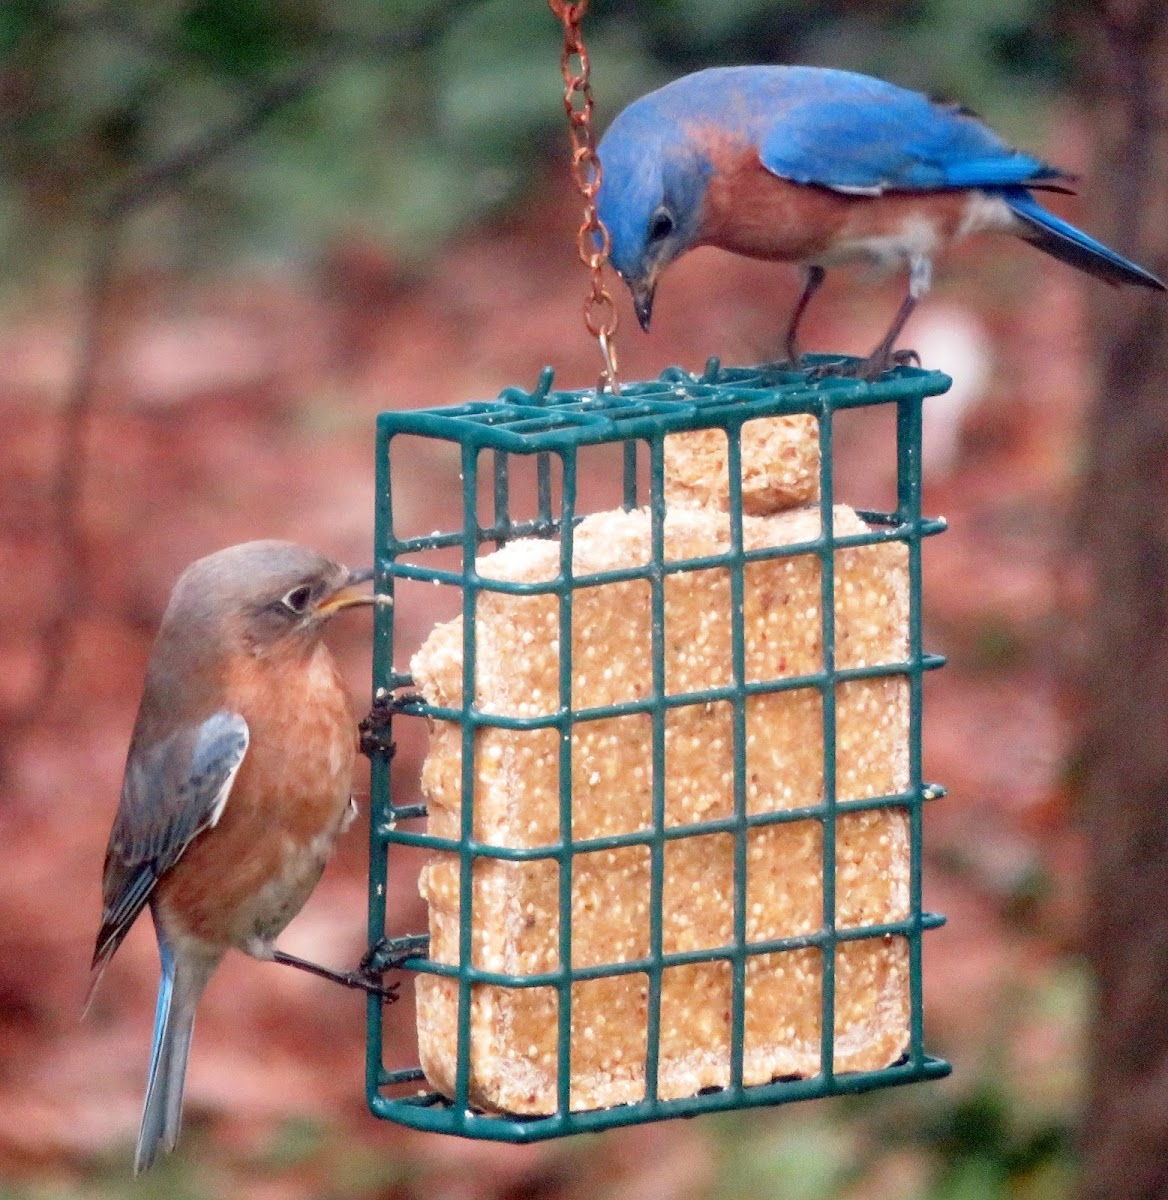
[[1, 1, 1165, 1197]]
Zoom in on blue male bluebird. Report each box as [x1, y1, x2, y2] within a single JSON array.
[[596, 66, 1164, 376], [88, 541, 391, 1174]]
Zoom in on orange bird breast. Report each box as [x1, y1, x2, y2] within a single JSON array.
[[695, 133, 978, 267], [154, 643, 358, 953]]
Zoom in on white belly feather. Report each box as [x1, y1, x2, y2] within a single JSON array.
[[814, 192, 1016, 272]]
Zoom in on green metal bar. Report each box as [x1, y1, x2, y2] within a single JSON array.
[[386, 519, 946, 586], [537, 452, 554, 530], [375, 359, 951, 454], [365, 429, 395, 1110], [380, 1067, 428, 1086], [556, 447, 578, 1115], [369, 1053, 951, 1141], [397, 914, 948, 988], [454, 441, 482, 1117], [644, 433, 667, 1103], [725, 418, 748, 1091], [623, 439, 639, 510], [816, 396, 838, 1083], [493, 451, 512, 548], [375, 785, 947, 858], [899, 392, 930, 1070], [403, 656, 943, 732]]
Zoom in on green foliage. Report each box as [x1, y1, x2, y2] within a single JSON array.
[[0, 0, 1076, 276], [712, 1110, 859, 1200], [705, 963, 1084, 1200], [708, 1080, 1075, 1200], [178, 0, 311, 76]]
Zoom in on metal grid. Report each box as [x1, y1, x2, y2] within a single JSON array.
[[365, 355, 951, 1140]]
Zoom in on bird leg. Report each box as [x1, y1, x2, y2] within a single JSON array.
[[271, 949, 401, 1003], [812, 254, 931, 380], [857, 290, 922, 379], [784, 265, 826, 367]]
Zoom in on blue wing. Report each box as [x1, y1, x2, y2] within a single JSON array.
[[755, 68, 1065, 194], [92, 711, 249, 972], [651, 66, 1067, 196]]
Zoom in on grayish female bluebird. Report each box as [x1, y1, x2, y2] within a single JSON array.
[[596, 65, 1164, 376], [89, 540, 388, 1173]]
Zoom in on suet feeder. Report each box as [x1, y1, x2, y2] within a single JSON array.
[[360, 0, 950, 1142], [363, 356, 952, 1140]]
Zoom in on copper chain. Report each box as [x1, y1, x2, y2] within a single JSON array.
[[548, 0, 620, 393]]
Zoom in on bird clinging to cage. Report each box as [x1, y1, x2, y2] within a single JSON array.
[[87, 540, 393, 1174], [596, 65, 1165, 378]]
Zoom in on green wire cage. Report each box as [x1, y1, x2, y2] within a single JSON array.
[[364, 354, 951, 1141]]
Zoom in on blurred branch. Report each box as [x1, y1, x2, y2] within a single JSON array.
[[1092, 3, 1164, 244], [1072, 4, 1168, 1199], [3, 217, 123, 733], [1, 209, 123, 733], [2, 3, 463, 730], [103, 58, 330, 220], [103, 5, 458, 218]]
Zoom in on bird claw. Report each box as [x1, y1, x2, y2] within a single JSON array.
[[359, 689, 424, 759], [360, 933, 429, 975], [805, 358, 849, 380], [354, 972, 401, 1005], [327, 965, 401, 1003], [348, 934, 430, 1005], [807, 347, 921, 382]]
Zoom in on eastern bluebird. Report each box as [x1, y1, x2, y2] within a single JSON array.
[[596, 65, 1165, 376], [88, 540, 391, 1174]]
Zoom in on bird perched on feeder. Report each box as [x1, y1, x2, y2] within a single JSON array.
[[88, 540, 392, 1174], [596, 65, 1165, 377]]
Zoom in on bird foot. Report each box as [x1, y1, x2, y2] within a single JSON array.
[[359, 689, 424, 759], [360, 933, 430, 975], [808, 348, 921, 382], [346, 969, 401, 1005], [882, 348, 922, 372], [271, 949, 401, 1003]]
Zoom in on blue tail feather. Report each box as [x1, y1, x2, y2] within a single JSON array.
[[1003, 187, 1165, 291], [135, 938, 216, 1174]]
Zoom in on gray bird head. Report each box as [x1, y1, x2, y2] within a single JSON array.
[[165, 540, 374, 657], [596, 98, 712, 331]]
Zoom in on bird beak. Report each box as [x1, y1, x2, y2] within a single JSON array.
[[631, 279, 656, 332], [315, 567, 375, 616]]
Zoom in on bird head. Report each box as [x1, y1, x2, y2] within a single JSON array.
[[166, 541, 375, 659], [597, 105, 710, 332]]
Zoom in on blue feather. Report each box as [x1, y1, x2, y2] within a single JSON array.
[[136, 938, 177, 1174], [1002, 187, 1165, 290], [135, 933, 218, 1174], [601, 66, 1065, 195], [746, 69, 1063, 194]]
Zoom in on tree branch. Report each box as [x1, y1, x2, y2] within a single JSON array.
[[3, 212, 122, 731], [2, 4, 462, 729]]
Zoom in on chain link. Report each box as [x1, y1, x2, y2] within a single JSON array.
[[548, 0, 620, 393]]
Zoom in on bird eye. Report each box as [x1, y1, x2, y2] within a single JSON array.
[[648, 209, 675, 243], [281, 584, 314, 614]]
